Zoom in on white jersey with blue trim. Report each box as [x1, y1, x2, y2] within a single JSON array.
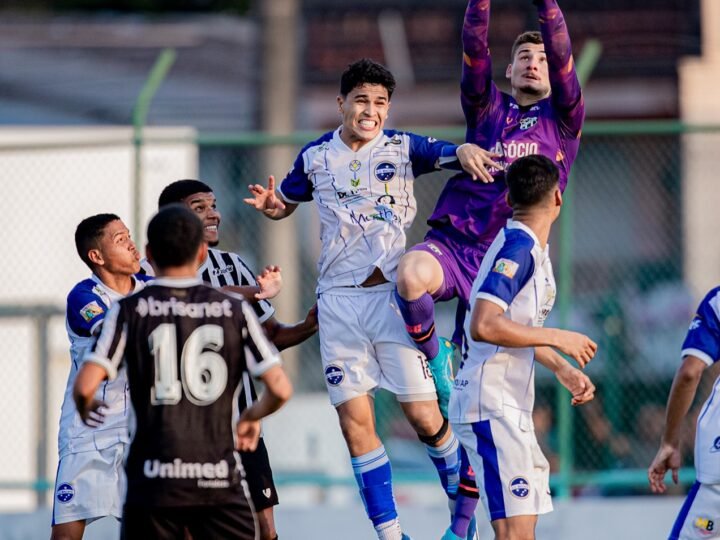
[[58, 274, 150, 457], [682, 287, 720, 483], [449, 219, 556, 427], [278, 127, 459, 292]]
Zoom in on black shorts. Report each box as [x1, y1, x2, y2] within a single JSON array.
[[121, 502, 256, 540], [240, 437, 279, 511]]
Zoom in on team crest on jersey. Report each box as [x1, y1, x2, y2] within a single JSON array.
[[509, 477, 530, 499], [492, 258, 519, 279], [349, 160, 362, 187], [519, 117, 538, 130], [374, 162, 397, 183], [56, 483, 75, 503], [324, 364, 344, 386], [79, 301, 104, 322]]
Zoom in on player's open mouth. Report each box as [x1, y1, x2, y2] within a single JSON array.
[[358, 119, 376, 130], [205, 225, 218, 232]]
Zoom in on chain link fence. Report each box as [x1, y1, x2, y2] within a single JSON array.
[[1, 123, 719, 507]]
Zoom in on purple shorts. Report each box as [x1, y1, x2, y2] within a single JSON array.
[[408, 231, 488, 343]]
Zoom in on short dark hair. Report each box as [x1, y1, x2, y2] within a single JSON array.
[[147, 204, 205, 270], [505, 155, 559, 207], [511, 31, 543, 60], [158, 179, 213, 209], [75, 213, 120, 270], [340, 58, 396, 98]]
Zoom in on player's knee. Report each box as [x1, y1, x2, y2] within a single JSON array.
[[397, 253, 436, 297]]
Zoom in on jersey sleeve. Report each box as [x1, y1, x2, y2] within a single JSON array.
[[476, 235, 535, 311], [66, 287, 107, 337], [241, 302, 282, 378], [229, 253, 275, 323], [460, 0, 504, 130], [84, 302, 127, 381], [406, 133, 459, 176], [535, 0, 585, 136], [681, 290, 720, 366], [277, 149, 313, 203]]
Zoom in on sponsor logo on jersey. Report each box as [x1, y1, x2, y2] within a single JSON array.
[[427, 243, 443, 257], [80, 301, 104, 322], [490, 140, 539, 160], [689, 319, 702, 331], [336, 188, 368, 206], [144, 458, 229, 480], [427, 137, 437, 143], [711, 436, 720, 453], [530, 105, 540, 111], [135, 297, 233, 318], [374, 162, 397, 183], [349, 160, 361, 172], [384, 136, 402, 146], [263, 488, 273, 498], [509, 477, 530, 498], [693, 517, 715, 536], [519, 117, 538, 130], [56, 483, 74, 503], [324, 364, 344, 386], [211, 264, 234, 277], [453, 378, 469, 389], [492, 258, 519, 279]]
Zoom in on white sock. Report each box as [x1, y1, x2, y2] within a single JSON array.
[[376, 517, 403, 540]]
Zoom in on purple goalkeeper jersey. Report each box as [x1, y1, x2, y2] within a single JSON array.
[[427, 0, 585, 249]]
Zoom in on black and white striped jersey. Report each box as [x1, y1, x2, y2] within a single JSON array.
[[141, 248, 274, 324], [85, 277, 282, 507]]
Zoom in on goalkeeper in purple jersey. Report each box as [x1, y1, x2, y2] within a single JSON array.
[[394, 1, 585, 539]]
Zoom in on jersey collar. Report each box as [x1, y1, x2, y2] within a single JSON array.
[[150, 276, 203, 288], [333, 126, 385, 155], [90, 273, 144, 302], [506, 219, 544, 251]]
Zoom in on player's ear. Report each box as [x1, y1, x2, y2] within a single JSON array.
[[505, 191, 513, 207], [555, 188, 563, 207], [197, 242, 208, 267], [87, 248, 103, 267], [337, 95, 344, 114], [506, 63, 513, 80]]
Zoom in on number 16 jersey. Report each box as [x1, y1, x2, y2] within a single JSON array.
[[85, 277, 281, 507]]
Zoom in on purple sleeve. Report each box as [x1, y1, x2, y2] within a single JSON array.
[[406, 133, 459, 176], [67, 289, 106, 337], [681, 290, 720, 366], [535, 0, 584, 136], [460, 0, 504, 130], [278, 151, 313, 203], [477, 233, 535, 309]]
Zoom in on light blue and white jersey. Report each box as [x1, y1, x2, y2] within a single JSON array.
[[58, 273, 151, 457], [278, 127, 460, 292], [682, 287, 720, 484], [449, 219, 556, 427]]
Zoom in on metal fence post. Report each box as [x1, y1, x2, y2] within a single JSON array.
[[555, 38, 602, 499], [132, 48, 176, 245]]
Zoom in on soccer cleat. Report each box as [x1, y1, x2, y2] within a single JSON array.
[[428, 337, 455, 418], [440, 528, 463, 540]]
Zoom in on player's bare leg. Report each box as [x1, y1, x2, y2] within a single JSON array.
[[50, 520, 86, 540], [396, 252, 454, 417], [336, 396, 408, 540], [256, 507, 277, 540], [491, 514, 538, 540]]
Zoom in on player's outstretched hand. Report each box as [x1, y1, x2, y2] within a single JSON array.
[[456, 143, 503, 183], [648, 443, 681, 494], [79, 399, 107, 428], [554, 330, 597, 368], [555, 364, 595, 406], [256, 265, 282, 300], [304, 303, 319, 333], [236, 411, 262, 452], [243, 176, 286, 217]]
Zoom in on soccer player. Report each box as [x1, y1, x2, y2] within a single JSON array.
[[244, 58, 496, 540], [447, 155, 596, 540], [51, 214, 151, 540], [147, 178, 317, 540], [648, 289, 720, 539], [395, 0, 585, 411], [73, 204, 293, 540]]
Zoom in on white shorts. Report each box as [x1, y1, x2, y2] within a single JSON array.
[[669, 481, 720, 539], [51, 443, 127, 526], [317, 286, 437, 406], [453, 415, 552, 521]]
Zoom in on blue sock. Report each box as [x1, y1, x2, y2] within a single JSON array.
[[424, 432, 461, 498], [451, 446, 480, 537], [394, 289, 440, 359], [351, 446, 398, 529]]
